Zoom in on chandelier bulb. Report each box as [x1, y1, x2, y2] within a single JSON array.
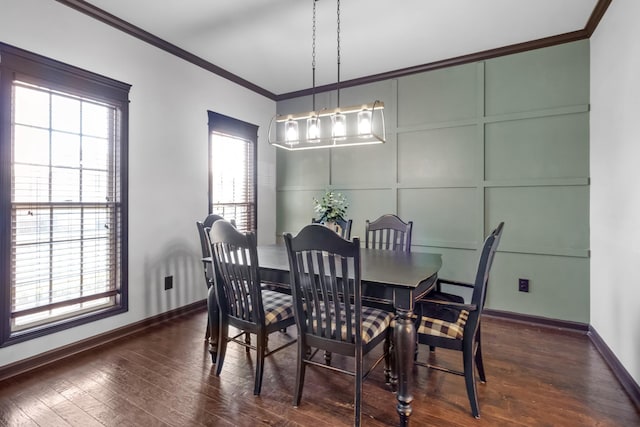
[[332, 113, 346, 139], [285, 119, 299, 144], [358, 110, 372, 135], [307, 116, 321, 140]]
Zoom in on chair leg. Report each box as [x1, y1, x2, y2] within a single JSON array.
[[205, 316, 211, 341], [463, 343, 480, 419], [414, 305, 421, 361], [215, 318, 229, 377], [293, 341, 307, 407], [388, 330, 398, 389], [475, 329, 486, 383], [207, 286, 220, 362], [245, 332, 251, 353], [384, 332, 392, 384], [254, 331, 266, 395], [324, 351, 332, 366], [354, 348, 363, 427]]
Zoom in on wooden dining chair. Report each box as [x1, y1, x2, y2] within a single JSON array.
[[311, 217, 353, 240], [209, 220, 296, 395], [196, 214, 227, 340], [414, 222, 504, 419], [365, 214, 413, 252], [362, 214, 413, 312], [283, 224, 394, 427]]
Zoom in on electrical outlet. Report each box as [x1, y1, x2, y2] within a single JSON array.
[[164, 275, 173, 290], [518, 278, 529, 293]]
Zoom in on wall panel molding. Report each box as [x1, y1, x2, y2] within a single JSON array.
[[277, 40, 590, 322]]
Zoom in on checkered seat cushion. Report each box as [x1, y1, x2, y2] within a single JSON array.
[[260, 289, 295, 325], [417, 309, 470, 340], [308, 303, 393, 344]]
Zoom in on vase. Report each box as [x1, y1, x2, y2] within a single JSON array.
[[324, 220, 342, 236]]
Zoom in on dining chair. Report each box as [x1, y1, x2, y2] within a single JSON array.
[[414, 222, 504, 419], [362, 214, 413, 312], [311, 217, 353, 240], [365, 214, 413, 252], [196, 214, 227, 340], [283, 224, 394, 427], [209, 220, 296, 395]]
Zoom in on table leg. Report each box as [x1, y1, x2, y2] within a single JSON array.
[[394, 307, 416, 426], [207, 285, 219, 363]]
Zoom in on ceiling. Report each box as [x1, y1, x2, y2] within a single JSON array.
[[76, 0, 600, 98]]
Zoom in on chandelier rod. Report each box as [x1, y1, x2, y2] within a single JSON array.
[[312, 0, 317, 111], [336, 0, 341, 107]]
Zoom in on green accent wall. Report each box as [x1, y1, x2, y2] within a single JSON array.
[[276, 40, 590, 323]]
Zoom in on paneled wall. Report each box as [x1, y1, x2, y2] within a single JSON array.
[[276, 40, 590, 323]]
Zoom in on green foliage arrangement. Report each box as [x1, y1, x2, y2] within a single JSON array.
[[313, 190, 348, 222]]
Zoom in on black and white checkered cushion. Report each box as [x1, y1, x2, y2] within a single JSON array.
[[309, 303, 392, 344], [261, 289, 295, 325], [417, 309, 469, 340]]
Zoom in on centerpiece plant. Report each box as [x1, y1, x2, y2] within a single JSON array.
[[313, 190, 348, 223]]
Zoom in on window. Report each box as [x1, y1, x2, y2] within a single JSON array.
[[207, 111, 257, 232], [0, 43, 130, 346]]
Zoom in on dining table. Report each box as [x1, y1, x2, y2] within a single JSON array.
[[206, 244, 442, 427]]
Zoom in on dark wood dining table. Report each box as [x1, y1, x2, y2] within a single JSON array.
[[206, 244, 442, 427]]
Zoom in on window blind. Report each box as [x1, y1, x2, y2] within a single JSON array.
[[207, 111, 258, 233], [210, 132, 256, 232], [10, 81, 121, 331]]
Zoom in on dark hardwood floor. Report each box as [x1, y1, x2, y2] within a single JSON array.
[[1, 310, 638, 426]]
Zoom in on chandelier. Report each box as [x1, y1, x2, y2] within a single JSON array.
[[268, 0, 386, 151]]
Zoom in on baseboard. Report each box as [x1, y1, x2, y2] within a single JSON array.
[[0, 300, 207, 382], [588, 325, 640, 411], [483, 308, 590, 333]]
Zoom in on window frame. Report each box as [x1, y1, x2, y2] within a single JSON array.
[[207, 111, 258, 232], [0, 42, 130, 346]]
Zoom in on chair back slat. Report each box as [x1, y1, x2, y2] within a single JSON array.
[[365, 214, 413, 252], [210, 221, 263, 324], [340, 255, 354, 343], [386, 228, 393, 250], [285, 224, 362, 346]]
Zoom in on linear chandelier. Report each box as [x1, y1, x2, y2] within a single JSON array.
[[268, 0, 386, 151]]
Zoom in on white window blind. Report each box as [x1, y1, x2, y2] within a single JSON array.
[[10, 81, 121, 331], [210, 132, 256, 232]]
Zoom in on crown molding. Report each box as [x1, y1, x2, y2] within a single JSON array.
[[55, 0, 612, 104], [54, 0, 277, 100]]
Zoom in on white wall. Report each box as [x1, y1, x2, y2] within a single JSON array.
[[0, 0, 276, 366], [590, 0, 640, 385]]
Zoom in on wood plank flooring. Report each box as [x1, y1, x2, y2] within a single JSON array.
[[0, 310, 638, 426]]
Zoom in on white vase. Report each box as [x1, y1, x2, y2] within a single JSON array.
[[324, 220, 342, 236]]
